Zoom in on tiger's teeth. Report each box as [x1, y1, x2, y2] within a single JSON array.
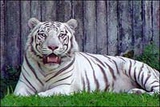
[[43, 53, 61, 64]]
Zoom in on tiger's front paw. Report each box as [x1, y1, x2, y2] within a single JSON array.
[[38, 92, 52, 97]]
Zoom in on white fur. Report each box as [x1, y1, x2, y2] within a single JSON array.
[[14, 18, 160, 97]]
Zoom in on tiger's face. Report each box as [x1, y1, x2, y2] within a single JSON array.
[[27, 18, 79, 65]]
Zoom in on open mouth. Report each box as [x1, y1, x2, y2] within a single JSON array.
[[43, 53, 61, 64]]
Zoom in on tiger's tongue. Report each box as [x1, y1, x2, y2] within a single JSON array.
[[43, 54, 61, 64]]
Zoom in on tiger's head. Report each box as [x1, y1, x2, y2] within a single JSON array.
[[26, 18, 79, 65]]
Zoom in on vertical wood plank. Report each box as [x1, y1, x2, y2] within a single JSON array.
[[96, 1, 107, 54], [107, 1, 118, 55], [31, 1, 41, 21], [72, 1, 84, 51], [56, 1, 65, 21], [20, 1, 31, 63], [63, 0, 72, 21], [83, 1, 96, 53], [132, 1, 143, 55], [143, 1, 153, 46], [152, 1, 160, 48], [41, 1, 56, 21], [5, 1, 21, 67], [0, 0, 5, 77], [117, 1, 132, 55], [55, 0, 72, 22]]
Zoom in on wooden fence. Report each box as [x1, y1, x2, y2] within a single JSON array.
[[0, 1, 159, 77]]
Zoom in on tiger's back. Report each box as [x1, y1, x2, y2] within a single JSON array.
[[73, 52, 159, 94]]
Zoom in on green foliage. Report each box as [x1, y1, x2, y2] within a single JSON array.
[[1, 92, 159, 106], [135, 43, 160, 71], [0, 66, 21, 99], [122, 50, 134, 58]]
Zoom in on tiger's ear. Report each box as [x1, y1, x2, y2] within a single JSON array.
[[67, 19, 78, 30], [28, 18, 40, 29]]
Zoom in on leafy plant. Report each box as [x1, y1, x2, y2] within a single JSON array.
[[0, 66, 21, 99], [135, 43, 160, 71]]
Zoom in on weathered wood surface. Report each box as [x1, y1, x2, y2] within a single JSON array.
[[132, 1, 143, 55], [1, 0, 5, 77], [20, 1, 31, 63], [5, 1, 21, 67], [107, 1, 118, 55], [152, 1, 160, 49], [1, 1, 159, 77], [72, 1, 84, 51], [96, 1, 107, 54], [83, 1, 96, 53]]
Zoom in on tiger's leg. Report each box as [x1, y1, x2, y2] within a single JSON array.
[[124, 60, 160, 95], [128, 88, 155, 95], [14, 72, 37, 96], [14, 80, 36, 96], [38, 85, 71, 97]]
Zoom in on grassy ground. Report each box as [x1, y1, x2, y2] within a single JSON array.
[[1, 91, 159, 106]]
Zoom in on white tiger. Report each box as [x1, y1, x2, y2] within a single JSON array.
[[14, 18, 160, 97]]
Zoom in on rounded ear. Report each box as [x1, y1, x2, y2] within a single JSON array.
[[28, 18, 40, 29], [67, 19, 78, 30]]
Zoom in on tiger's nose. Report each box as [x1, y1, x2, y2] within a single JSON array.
[[48, 46, 58, 51]]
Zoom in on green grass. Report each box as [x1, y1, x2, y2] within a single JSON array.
[[1, 92, 159, 106]]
